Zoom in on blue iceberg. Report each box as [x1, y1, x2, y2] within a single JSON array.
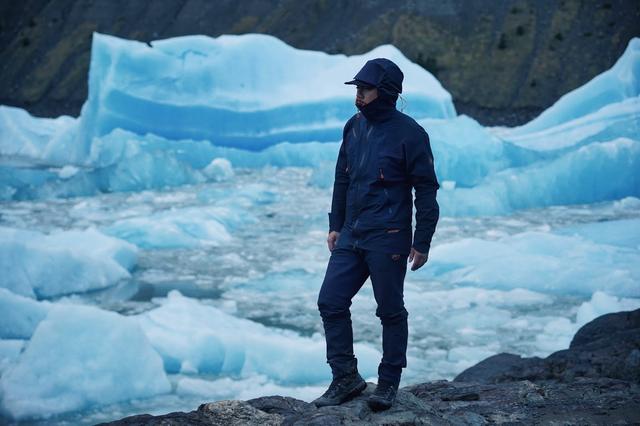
[[1, 33, 638, 217]]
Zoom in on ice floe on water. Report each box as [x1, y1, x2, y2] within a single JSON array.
[[0, 289, 50, 339], [0, 290, 379, 420], [0, 32, 639, 423], [138, 291, 380, 382], [0, 304, 170, 420], [438, 137, 640, 216], [0, 34, 638, 214], [0, 226, 137, 299], [0, 183, 638, 422], [420, 218, 640, 297]]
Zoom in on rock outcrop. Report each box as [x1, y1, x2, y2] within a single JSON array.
[[102, 309, 640, 425], [454, 309, 640, 384]]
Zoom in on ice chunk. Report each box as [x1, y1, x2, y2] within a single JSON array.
[[612, 196, 640, 211], [88, 130, 207, 192], [508, 37, 640, 135], [0, 105, 76, 163], [0, 304, 170, 420], [57, 165, 80, 179], [78, 32, 454, 152], [534, 291, 640, 354], [0, 226, 137, 299], [0, 163, 97, 201], [104, 206, 244, 249], [0, 126, 342, 201], [496, 97, 640, 152], [555, 218, 640, 249], [423, 115, 517, 187], [575, 291, 640, 326], [137, 291, 380, 383], [0, 340, 24, 376], [0, 289, 50, 339], [203, 158, 234, 181], [103, 180, 276, 249], [424, 226, 640, 297], [439, 138, 640, 216]]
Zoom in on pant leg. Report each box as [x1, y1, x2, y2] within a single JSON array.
[[365, 250, 408, 387], [317, 246, 370, 378]]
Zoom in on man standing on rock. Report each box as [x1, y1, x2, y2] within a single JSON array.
[[313, 58, 440, 411]]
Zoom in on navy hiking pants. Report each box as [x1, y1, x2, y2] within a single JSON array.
[[317, 245, 408, 386]]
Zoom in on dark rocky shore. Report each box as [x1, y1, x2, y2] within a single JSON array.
[[102, 309, 640, 425]]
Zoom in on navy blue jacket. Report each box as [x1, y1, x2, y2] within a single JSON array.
[[328, 98, 440, 255]]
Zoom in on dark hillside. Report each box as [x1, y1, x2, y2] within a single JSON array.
[[1, 0, 638, 125]]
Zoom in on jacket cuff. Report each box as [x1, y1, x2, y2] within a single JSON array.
[[412, 230, 432, 255], [328, 212, 344, 233]]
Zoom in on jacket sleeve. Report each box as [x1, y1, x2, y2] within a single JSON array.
[[406, 127, 440, 254], [328, 120, 352, 232]]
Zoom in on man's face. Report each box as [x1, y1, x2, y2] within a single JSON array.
[[355, 85, 378, 107]]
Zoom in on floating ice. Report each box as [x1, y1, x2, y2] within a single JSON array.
[[78, 32, 454, 153], [423, 222, 640, 297], [103, 199, 261, 249], [0, 304, 170, 420], [0, 289, 50, 339], [0, 226, 137, 299], [495, 97, 640, 152], [0, 340, 24, 376], [556, 218, 640, 249], [137, 291, 380, 383], [1, 36, 638, 210], [506, 37, 640, 135], [104, 207, 233, 249], [439, 138, 640, 216], [203, 158, 234, 181], [534, 291, 640, 354], [0, 105, 75, 163], [423, 115, 516, 187], [0, 32, 454, 200]]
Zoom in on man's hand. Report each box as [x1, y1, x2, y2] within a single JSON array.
[[409, 247, 428, 271], [327, 231, 341, 251]]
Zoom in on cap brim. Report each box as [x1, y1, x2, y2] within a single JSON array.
[[344, 79, 375, 88]]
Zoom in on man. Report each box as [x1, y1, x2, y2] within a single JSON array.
[[313, 58, 440, 411]]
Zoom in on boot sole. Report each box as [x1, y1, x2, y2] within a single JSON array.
[[367, 397, 393, 412]]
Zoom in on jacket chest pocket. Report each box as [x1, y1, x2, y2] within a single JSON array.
[[377, 145, 406, 183]]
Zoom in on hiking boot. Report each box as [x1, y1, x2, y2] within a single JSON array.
[[367, 380, 398, 411], [312, 372, 367, 407]]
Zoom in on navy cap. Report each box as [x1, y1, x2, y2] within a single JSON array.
[[344, 58, 403, 94]]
